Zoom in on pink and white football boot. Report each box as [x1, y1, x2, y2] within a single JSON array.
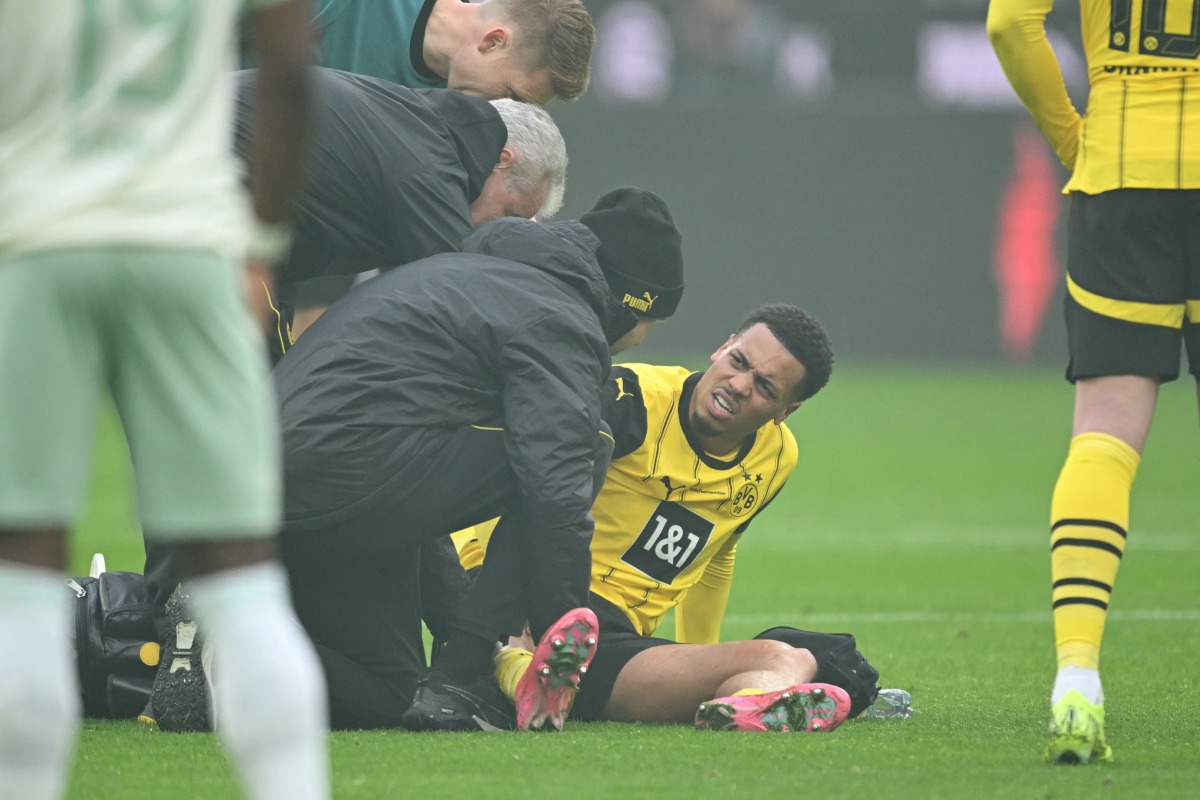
[[695, 683, 852, 733], [515, 607, 599, 731]]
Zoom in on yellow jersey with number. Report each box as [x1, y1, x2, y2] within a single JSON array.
[[590, 364, 798, 643], [989, 0, 1200, 191]]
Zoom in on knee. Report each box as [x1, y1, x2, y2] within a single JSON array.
[[745, 639, 816, 682]]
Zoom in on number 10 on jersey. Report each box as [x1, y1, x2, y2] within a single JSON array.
[[1110, 0, 1200, 59]]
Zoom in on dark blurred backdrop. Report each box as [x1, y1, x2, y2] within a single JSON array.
[[562, 0, 1088, 363]]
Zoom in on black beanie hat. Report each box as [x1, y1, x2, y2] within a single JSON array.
[[579, 187, 685, 319]]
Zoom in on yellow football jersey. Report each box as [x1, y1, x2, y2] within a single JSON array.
[[590, 364, 798, 643], [989, 0, 1200, 191]]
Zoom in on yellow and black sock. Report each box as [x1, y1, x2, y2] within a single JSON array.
[[495, 647, 533, 702], [1050, 432, 1140, 671]]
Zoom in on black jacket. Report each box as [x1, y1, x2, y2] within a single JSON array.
[[275, 217, 637, 547], [233, 67, 505, 284]]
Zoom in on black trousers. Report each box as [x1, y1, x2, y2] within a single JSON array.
[[278, 423, 612, 729]]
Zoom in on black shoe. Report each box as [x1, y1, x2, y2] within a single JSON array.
[[149, 585, 211, 732], [402, 675, 517, 732]]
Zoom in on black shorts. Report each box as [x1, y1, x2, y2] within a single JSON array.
[[571, 594, 673, 721], [1064, 189, 1200, 382]]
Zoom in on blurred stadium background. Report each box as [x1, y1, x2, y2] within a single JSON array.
[[554, 0, 1088, 365]]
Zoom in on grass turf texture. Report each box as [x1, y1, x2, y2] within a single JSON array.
[[68, 361, 1199, 799]]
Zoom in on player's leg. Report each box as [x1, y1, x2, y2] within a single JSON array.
[[114, 248, 327, 799], [280, 518, 427, 729], [604, 639, 818, 723], [271, 424, 514, 733], [410, 428, 612, 731], [0, 529, 79, 800], [495, 598, 846, 731], [1047, 189, 1189, 763], [494, 596, 656, 721], [448, 428, 610, 663], [752, 627, 882, 717], [405, 529, 523, 731], [1047, 376, 1153, 764], [0, 249, 113, 799], [490, 430, 614, 730]]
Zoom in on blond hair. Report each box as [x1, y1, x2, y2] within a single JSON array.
[[482, 0, 595, 101]]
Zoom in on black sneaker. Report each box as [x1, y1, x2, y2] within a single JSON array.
[[402, 675, 516, 732], [149, 585, 211, 732]]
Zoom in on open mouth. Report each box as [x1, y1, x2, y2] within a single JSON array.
[[709, 389, 736, 420]]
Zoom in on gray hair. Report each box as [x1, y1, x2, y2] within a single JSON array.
[[490, 99, 568, 219]]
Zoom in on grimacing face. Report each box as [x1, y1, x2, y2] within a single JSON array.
[[687, 323, 806, 455]]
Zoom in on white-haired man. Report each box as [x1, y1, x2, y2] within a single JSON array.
[[229, 67, 568, 361]]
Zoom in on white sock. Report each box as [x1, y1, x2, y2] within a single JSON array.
[[0, 562, 80, 800], [1051, 665, 1104, 705], [190, 562, 329, 800]]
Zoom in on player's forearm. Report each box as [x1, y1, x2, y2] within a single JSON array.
[[676, 587, 727, 644], [676, 560, 735, 644], [246, 0, 315, 227], [987, 0, 1081, 169]]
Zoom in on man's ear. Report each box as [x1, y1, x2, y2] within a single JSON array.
[[477, 26, 510, 53], [494, 146, 515, 170], [709, 333, 737, 363], [774, 400, 802, 425]]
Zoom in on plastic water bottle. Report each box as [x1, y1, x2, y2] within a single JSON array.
[[861, 688, 913, 719]]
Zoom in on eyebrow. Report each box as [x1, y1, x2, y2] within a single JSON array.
[[732, 349, 780, 396]]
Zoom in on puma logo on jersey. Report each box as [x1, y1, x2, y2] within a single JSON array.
[[659, 475, 681, 499], [614, 377, 635, 401]]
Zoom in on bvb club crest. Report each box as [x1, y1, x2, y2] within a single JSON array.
[[730, 481, 758, 517]]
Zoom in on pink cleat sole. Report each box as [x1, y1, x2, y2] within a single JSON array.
[[515, 608, 599, 731], [695, 683, 852, 733]]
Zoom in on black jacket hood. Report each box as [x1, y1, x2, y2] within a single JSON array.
[[463, 217, 640, 347]]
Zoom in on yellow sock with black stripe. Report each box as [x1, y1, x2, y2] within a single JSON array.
[[495, 647, 533, 703], [1050, 432, 1140, 671]]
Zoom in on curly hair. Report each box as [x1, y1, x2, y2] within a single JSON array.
[[735, 304, 834, 402]]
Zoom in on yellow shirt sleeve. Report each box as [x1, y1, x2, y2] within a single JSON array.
[[674, 540, 737, 644], [451, 518, 500, 572], [987, 0, 1081, 169]]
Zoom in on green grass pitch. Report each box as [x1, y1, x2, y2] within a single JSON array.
[[67, 361, 1199, 799]]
